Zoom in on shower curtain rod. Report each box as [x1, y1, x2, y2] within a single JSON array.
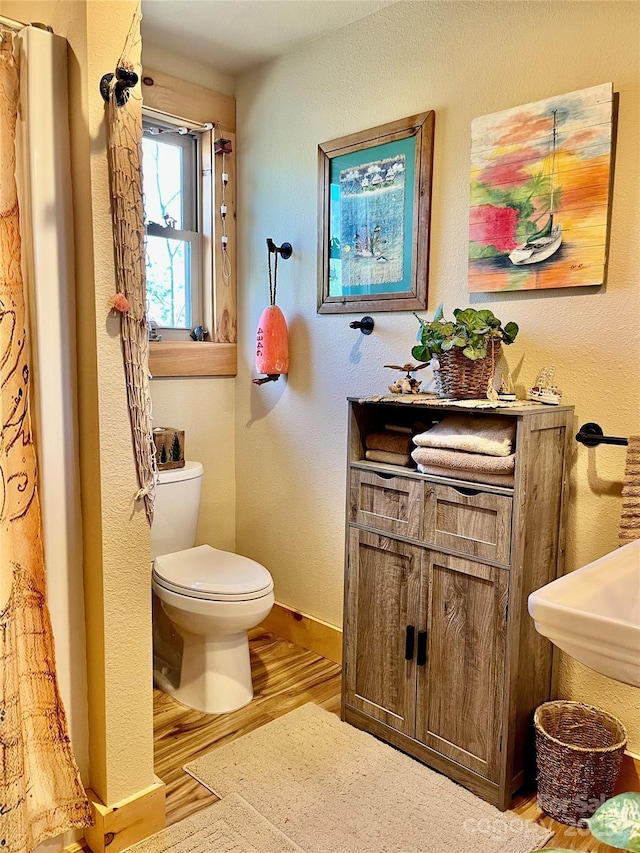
[[142, 105, 214, 133], [0, 14, 27, 31], [0, 15, 53, 33]]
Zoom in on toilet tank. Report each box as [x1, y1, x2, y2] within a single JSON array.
[[151, 461, 203, 560]]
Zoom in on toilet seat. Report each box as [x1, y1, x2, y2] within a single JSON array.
[[153, 544, 273, 602]]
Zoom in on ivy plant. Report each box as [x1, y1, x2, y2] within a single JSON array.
[[412, 304, 519, 363]]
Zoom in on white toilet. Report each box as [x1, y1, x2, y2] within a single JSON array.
[[151, 461, 274, 714]]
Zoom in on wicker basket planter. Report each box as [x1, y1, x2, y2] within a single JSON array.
[[433, 340, 501, 399], [534, 700, 627, 827]]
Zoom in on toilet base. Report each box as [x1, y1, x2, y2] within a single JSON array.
[[155, 629, 254, 715]]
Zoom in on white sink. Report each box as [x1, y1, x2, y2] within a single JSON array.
[[528, 539, 640, 688]]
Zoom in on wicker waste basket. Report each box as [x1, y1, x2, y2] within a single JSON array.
[[534, 700, 627, 827]]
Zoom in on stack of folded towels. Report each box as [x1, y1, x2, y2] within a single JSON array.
[[411, 414, 516, 487], [365, 427, 414, 467]]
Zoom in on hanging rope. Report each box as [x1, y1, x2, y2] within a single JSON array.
[[104, 10, 157, 524]]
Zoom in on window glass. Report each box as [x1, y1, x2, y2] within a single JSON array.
[[142, 137, 184, 229], [145, 235, 192, 328], [142, 123, 199, 334]]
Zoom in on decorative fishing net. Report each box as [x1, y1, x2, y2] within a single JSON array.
[[104, 13, 157, 524]]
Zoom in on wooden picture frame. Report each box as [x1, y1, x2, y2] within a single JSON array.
[[317, 111, 435, 314]]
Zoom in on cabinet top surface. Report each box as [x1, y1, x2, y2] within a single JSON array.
[[347, 395, 574, 417]]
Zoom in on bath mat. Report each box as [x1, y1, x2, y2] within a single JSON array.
[[123, 792, 303, 852], [184, 703, 552, 853]]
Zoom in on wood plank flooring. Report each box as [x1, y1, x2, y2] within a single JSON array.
[[75, 626, 620, 851], [154, 626, 342, 827]]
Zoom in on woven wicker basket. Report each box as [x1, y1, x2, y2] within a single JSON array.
[[534, 700, 627, 827], [433, 339, 501, 399]]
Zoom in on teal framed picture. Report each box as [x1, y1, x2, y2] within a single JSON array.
[[317, 111, 434, 314]]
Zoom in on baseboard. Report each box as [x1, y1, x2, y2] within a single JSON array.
[[261, 601, 342, 664], [84, 777, 166, 853], [615, 751, 640, 793]]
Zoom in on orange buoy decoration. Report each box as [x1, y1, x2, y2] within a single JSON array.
[[253, 239, 291, 385]]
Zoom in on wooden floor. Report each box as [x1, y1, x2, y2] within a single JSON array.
[[154, 625, 342, 827], [152, 626, 619, 852]]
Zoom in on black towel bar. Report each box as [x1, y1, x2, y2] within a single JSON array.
[[575, 422, 629, 448]]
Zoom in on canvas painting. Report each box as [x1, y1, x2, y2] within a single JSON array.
[[468, 83, 614, 292]]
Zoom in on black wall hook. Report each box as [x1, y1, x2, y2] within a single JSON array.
[[100, 65, 139, 107], [266, 238, 292, 260], [349, 316, 375, 335]]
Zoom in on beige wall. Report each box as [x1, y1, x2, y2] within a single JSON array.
[[234, 1, 640, 749], [151, 378, 236, 552], [2, 0, 156, 807]]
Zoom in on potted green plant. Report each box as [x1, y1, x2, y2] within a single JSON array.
[[412, 304, 519, 399]]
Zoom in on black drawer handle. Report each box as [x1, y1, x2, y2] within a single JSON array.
[[373, 471, 396, 480], [405, 625, 415, 661], [417, 630, 427, 666]]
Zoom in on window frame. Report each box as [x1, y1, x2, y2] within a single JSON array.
[[142, 118, 203, 339], [141, 69, 237, 377]]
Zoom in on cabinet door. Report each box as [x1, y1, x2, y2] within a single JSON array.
[[416, 551, 508, 782], [344, 529, 421, 736]]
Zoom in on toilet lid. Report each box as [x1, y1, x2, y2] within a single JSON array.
[[153, 544, 273, 602]]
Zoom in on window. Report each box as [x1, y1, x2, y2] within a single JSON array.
[[142, 120, 202, 339], [141, 69, 237, 377]]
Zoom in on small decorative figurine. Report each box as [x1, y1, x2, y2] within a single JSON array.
[[497, 371, 517, 402], [384, 362, 430, 395], [527, 366, 563, 405]]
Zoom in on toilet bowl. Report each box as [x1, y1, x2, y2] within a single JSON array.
[[152, 544, 274, 714], [151, 462, 274, 715]]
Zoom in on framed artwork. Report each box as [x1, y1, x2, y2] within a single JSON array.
[[317, 111, 435, 313], [468, 83, 614, 292]]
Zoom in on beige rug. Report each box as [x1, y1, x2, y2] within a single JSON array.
[[124, 792, 304, 852], [184, 703, 552, 853]]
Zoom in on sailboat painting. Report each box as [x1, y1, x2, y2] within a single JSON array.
[[468, 83, 614, 292]]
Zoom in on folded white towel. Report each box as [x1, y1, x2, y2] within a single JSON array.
[[416, 463, 514, 488], [413, 414, 516, 457], [411, 446, 516, 474]]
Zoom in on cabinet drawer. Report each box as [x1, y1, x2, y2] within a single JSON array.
[[423, 483, 512, 564], [349, 469, 423, 539]]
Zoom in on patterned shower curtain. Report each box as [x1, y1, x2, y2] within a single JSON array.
[[0, 37, 91, 852]]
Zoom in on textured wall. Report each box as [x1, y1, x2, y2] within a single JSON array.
[[234, 1, 640, 749], [151, 378, 236, 553]]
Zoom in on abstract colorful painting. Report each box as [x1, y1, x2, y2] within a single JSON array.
[[468, 83, 614, 292]]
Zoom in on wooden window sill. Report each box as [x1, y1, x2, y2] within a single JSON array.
[[149, 341, 237, 377]]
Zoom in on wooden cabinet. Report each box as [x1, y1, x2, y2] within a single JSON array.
[[342, 398, 573, 810]]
